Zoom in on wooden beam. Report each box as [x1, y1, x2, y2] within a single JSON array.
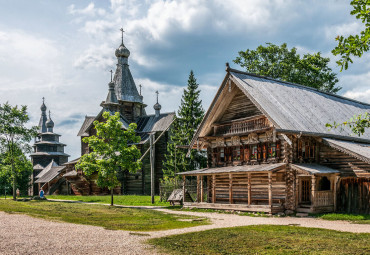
[[200, 176, 204, 203], [248, 173, 251, 205], [150, 133, 155, 204], [295, 174, 299, 209], [311, 175, 316, 208], [212, 175, 216, 203], [197, 175, 201, 203], [207, 176, 211, 203], [333, 176, 339, 212], [229, 173, 233, 204], [182, 175, 186, 204], [268, 172, 272, 207]]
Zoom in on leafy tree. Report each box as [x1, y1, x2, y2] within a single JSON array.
[[332, 0, 370, 71], [76, 112, 142, 206], [234, 43, 341, 93], [328, 1, 370, 135], [163, 71, 206, 180], [0, 103, 37, 200], [0, 147, 33, 196], [326, 112, 370, 136]]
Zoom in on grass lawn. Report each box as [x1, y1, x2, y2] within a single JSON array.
[[46, 195, 169, 206], [149, 225, 370, 255], [0, 199, 208, 231], [312, 213, 370, 224]]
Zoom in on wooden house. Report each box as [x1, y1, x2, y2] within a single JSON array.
[[179, 65, 370, 215]]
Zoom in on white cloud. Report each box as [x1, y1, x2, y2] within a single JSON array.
[[73, 43, 116, 69], [68, 3, 106, 17], [71, 0, 297, 69], [343, 89, 370, 104], [324, 21, 363, 40]]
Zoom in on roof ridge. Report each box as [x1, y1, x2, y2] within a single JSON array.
[[229, 68, 370, 107]]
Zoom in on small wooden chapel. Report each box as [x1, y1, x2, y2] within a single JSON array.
[[180, 64, 370, 215]]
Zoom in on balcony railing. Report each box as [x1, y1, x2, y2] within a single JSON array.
[[314, 191, 333, 207], [214, 117, 270, 136]]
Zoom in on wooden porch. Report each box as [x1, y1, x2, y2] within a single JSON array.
[[180, 163, 287, 214], [292, 164, 340, 214]]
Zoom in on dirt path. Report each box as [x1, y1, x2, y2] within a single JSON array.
[[1, 207, 369, 255]]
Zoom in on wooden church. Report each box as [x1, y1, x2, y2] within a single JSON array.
[[30, 99, 70, 196], [61, 34, 174, 196], [180, 64, 370, 215]]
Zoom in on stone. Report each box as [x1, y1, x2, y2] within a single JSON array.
[[285, 210, 294, 215]]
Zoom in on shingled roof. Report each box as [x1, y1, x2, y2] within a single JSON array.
[[229, 69, 370, 141], [77, 116, 95, 136], [137, 112, 175, 133], [35, 166, 65, 183], [189, 68, 370, 150]]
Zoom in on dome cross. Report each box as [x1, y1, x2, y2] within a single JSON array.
[[120, 28, 125, 45]]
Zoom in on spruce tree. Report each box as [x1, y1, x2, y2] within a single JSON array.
[[163, 71, 206, 180]]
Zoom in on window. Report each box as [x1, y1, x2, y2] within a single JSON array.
[[219, 148, 225, 162], [268, 143, 277, 158], [297, 139, 316, 162], [233, 146, 241, 161], [251, 145, 258, 160]]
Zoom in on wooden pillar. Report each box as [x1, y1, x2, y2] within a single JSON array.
[[333, 176, 339, 212], [212, 175, 216, 203], [200, 176, 204, 203], [268, 172, 272, 207], [229, 173, 233, 204], [248, 173, 251, 205], [196, 175, 201, 203], [207, 176, 211, 203], [150, 133, 155, 204], [295, 175, 299, 209], [311, 175, 316, 208], [182, 175, 186, 204]]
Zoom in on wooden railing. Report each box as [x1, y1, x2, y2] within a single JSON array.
[[314, 191, 333, 207], [214, 117, 269, 136]]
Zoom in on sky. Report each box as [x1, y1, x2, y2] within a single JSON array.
[[0, 0, 369, 160]]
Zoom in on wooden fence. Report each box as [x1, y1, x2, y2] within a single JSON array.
[[337, 178, 370, 214]]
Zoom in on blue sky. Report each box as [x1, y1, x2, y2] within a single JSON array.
[[0, 0, 369, 159]]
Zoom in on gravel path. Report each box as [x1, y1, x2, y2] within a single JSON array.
[[1, 208, 369, 255]]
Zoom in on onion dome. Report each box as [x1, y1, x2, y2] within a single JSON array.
[[46, 118, 54, 128], [115, 43, 130, 58], [154, 91, 161, 117], [41, 97, 47, 112], [153, 102, 162, 111], [46, 111, 54, 131]]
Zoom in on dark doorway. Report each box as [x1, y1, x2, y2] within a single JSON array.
[[301, 179, 311, 203]]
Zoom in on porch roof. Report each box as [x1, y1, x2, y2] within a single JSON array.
[[178, 163, 286, 176], [291, 164, 340, 175], [323, 138, 370, 164]]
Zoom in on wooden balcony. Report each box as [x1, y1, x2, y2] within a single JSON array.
[[213, 116, 270, 136]]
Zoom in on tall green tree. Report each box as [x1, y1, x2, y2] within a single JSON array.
[[332, 0, 370, 71], [0, 146, 33, 197], [234, 43, 341, 93], [328, 1, 370, 135], [0, 103, 37, 200], [163, 71, 206, 180], [76, 112, 142, 206]]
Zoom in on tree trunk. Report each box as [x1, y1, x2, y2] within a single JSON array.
[[110, 188, 114, 206], [12, 161, 16, 201]]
